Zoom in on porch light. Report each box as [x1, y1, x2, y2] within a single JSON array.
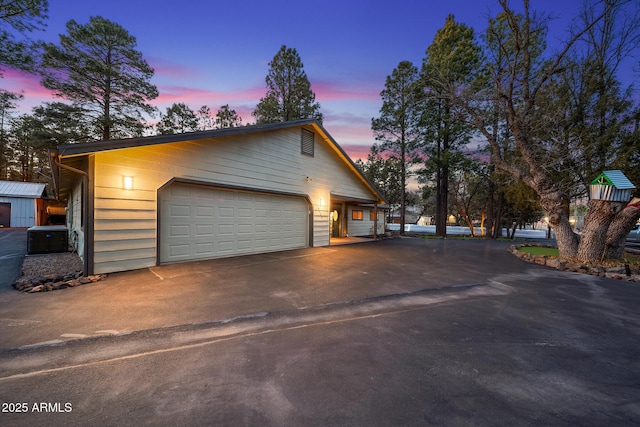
[[319, 197, 325, 207], [123, 176, 134, 190]]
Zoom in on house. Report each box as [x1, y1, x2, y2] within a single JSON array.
[[50, 119, 386, 275], [0, 180, 48, 228]]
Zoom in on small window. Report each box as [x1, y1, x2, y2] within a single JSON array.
[[370, 210, 377, 221], [352, 210, 363, 221], [301, 129, 314, 156]]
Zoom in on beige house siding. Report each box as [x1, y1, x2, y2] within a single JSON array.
[[88, 126, 376, 274], [347, 206, 384, 237]]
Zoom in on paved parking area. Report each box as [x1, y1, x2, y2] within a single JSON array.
[[0, 229, 27, 288], [0, 236, 528, 349], [1, 235, 640, 425]]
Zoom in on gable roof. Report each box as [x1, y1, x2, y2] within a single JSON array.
[[51, 119, 386, 203], [0, 180, 47, 198], [590, 170, 636, 189]]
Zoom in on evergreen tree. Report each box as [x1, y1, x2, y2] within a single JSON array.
[[421, 14, 482, 237], [371, 61, 423, 234], [196, 105, 214, 131], [156, 102, 198, 134], [252, 45, 322, 124], [0, 89, 23, 178], [39, 16, 158, 140], [0, 0, 48, 74], [215, 104, 242, 128]]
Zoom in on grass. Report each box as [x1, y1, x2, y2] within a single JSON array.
[[518, 246, 559, 257], [517, 246, 640, 272]]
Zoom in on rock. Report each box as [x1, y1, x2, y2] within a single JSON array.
[[545, 258, 568, 270], [78, 277, 92, 284], [606, 267, 626, 274], [29, 285, 44, 293], [30, 276, 46, 285], [534, 257, 546, 265]]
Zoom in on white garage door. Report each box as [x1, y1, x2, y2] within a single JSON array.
[[160, 183, 309, 263]]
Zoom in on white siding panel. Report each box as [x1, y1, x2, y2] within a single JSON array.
[[0, 197, 36, 227], [347, 207, 383, 237]]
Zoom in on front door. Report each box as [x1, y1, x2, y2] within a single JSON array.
[[330, 203, 342, 237], [0, 203, 10, 227]]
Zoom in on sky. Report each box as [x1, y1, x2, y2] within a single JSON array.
[[2, 0, 637, 161]]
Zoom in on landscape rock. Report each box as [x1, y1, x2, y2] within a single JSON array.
[[511, 244, 639, 283]]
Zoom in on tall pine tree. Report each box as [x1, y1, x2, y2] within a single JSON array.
[[421, 14, 482, 237], [40, 16, 158, 140], [372, 61, 423, 234], [253, 45, 322, 124]]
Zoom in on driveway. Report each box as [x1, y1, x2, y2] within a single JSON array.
[[0, 237, 532, 349], [1, 237, 639, 426], [0, 229, 27, 289]]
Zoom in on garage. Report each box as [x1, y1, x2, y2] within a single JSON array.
[[159, 182, 310, 264]]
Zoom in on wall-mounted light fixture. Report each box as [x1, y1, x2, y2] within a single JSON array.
[[123, 176, 134, 190], [319, 197, 325, 207]]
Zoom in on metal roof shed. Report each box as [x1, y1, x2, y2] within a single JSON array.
[[0, 181, 47, 228], [589, 170, 636, 202]]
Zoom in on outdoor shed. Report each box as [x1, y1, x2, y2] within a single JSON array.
[[589, 170, 636, 202], [0, 180, 48, 228], [50, 119, 386, 275]]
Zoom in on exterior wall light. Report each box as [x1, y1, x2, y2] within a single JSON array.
[[123, 176, 134, 190]]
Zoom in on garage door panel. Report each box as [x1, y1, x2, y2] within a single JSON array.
[[160, 184, 308, 263], [195, 224, 214, 237], [195, 242, 214, 254]]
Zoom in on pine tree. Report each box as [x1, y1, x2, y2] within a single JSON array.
[[40, 16, 158, 140], [372, 61, 423, 234], [252, 45, 322, 124]]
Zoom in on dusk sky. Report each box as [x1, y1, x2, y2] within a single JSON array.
[[2, 0, 635, 160]]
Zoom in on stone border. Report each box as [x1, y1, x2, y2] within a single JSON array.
[[12, 272, 107, 293], [510, 244, 640, 282]]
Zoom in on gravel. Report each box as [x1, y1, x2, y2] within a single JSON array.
[[17, 251, 83, 284]]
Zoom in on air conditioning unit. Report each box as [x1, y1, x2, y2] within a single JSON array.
[[27, 226, 68, 255]]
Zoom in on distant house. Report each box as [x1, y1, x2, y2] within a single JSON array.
[[50, 119, 386, 275], [0, 180, 48, 228]]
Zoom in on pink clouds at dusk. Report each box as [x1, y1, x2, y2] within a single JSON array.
[[2, 0, 637, 163]]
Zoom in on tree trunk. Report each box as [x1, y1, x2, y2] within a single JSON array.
[[575, 199, 621, 261], [540, 195, 578, 259], [603, 198, 640, 259], [492, 191, 504, 239]]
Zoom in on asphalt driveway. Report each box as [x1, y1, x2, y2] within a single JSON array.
[[0, 236, 533, 349], [1, 236, 639, 426], [0, 229, 27, 289]]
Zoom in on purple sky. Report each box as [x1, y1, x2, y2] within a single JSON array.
[[2, 0, 636, 160]]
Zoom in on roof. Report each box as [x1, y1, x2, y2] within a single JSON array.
[[590, 170, 636, 189], [0, 180, 47, 198], [55, 119, 319, 157], [51, 119, 387, 204]]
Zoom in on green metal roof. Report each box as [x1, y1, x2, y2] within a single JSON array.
[[590, 170, 636, 189]]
